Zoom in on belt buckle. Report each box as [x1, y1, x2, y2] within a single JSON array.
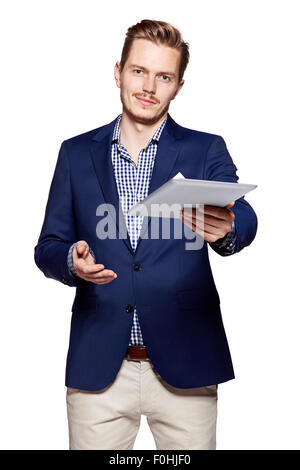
[[127, 345, 149, 362]]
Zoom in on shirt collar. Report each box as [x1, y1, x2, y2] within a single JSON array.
[[111, 113, 168, 148]]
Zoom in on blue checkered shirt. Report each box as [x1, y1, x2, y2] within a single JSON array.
[[67, 114, 237, 346]]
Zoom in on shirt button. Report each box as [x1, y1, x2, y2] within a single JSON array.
[[133, 263, 141, 271], [125, 304, 134, 313]]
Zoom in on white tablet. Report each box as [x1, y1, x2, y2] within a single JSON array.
[[128, 174, 257, 218]]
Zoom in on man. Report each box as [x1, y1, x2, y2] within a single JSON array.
[[34, 19, 257, 450]]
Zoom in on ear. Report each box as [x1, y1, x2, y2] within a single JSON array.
[[114, 61, 121, 88], [172, 79, 185, 100]]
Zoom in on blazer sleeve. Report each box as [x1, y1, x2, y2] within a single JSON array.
[[204, 135, 258, 255], [34, 141, 87, 287]]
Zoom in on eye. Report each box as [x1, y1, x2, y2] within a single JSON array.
[[133, 69, 143, 74], [161, 75, 170, 82]]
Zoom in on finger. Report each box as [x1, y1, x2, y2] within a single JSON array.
[[181, 212, 203, 227], [184, 219, 228, 242], [181, 217, 203, 235], [75, 262, 105, 275], [85, 269, 117, 280], [83, 272, 117, 283], [226, 201, 235, 209], [182, 212, 229, 231], [202, 225, 227, 238], [82, 268, 117, 278], [181, 208, 197, 217], [198, 205, 235, 223], [87, 277, 117, 285], [198, 206, 228, 220], [183, 214, 216, 235], [203, 230, 227, 243], [182, 214, 227, 239]]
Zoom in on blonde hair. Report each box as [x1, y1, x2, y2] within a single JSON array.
[[120, 19, 190, 84]]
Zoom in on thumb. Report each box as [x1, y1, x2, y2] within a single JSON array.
[[76, 240, 89, 258], [226, 201, 235, 209]]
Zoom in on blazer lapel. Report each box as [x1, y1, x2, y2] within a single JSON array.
[[90, 117, 133, 255]]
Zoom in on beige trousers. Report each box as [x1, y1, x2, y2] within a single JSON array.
[[66, 357, 218, 450]]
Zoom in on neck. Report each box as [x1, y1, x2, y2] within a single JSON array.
[[119, 111, 167, 149]]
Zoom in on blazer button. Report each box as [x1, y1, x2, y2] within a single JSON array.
[[133, 263, 141, 271], [125, 304, 134, 313]]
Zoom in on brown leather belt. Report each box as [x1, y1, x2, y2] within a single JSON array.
[[125, 345, 150, 361]]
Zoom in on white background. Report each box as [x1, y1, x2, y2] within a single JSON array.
[[1, 0, 299, 450]]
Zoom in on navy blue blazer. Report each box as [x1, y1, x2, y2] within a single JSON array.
[[34, 113, 257, 390]]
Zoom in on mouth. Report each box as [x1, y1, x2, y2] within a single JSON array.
[[135, 96, 156, 106]]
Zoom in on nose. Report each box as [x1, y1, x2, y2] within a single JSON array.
[[142, 75, 156, 96]]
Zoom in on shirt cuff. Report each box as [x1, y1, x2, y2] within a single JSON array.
[[209, 220, 237, 254]]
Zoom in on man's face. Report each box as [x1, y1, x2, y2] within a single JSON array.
[[114, 39, 184, 125]]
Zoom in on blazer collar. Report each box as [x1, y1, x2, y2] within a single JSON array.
[[90, 113, 184, 255]]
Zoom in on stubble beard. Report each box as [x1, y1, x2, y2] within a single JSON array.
[[120, 91, 171, 126]]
